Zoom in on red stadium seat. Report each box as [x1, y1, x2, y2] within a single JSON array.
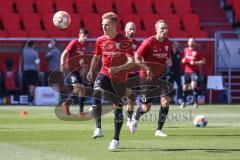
[[50, 29, 70, 38], [135, 30, 148, 37], [22, 14, 42, 31], [143, 14, 163, 35], [2, 14, 22, 31], [0, 1, 15, 15], [154, 0, 173, 16], [95, 0, 114, 14], [35, 0, 54, 15], [169, 30, 189, 38], [66, 14, 82, 33], [0, 31, 8, 37], [175, 5, 192, 15], [55, 0, 75, 14], [190, 30, 208, 38], [75, 0, 94, 14], [122, 14, 142, 30], [83, 14, 102, 37], [134, 0, 153, 15], [163, 14, 182, 31], [174, 0, 191, 8], [115, 0, 133, 15], [42, 14, 56, 31], [182, 14, 201, 32], [15, 0, 35, 14], [8, 31, 29, 37], [29, 30, 49, 37]]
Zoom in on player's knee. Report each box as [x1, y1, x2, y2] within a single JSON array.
[[161, 97, 169, 107], [127, 98, 135, 107], [93, 90, 102, 100], [142, 104, 151, 112]]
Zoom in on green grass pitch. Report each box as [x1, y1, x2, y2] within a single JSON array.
[[0, 104, 240, 160]]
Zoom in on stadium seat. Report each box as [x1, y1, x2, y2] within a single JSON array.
[[135, 30, 148, 37], [35, 0, 54, 15], [134, 0, 153, 15], [8, 31, 29, 37], [143, 14, 163, 35], [22, 14, 42, 31], [15, 0, 35, 14], [114, 0, 134, 15], [29, 30, 49, 37], [182, 14, 201, 32], [154, 0, 173, 16], [75, 0, 94, 14], [190, 30, 208, 38], [95, 0, 114, 14], [83, 14, 102, 37], [2, 14, 22, 31], [169, 30, 189, 38], [55, 0, 75, 14], [0, 31, 8, 37], [0, 1, 15, 15], [42, 14, 56, 31], [163, 14, 182, 31], [122, 14, 143, 30], [66, 14, 82, 33], [174, 5, 192, 15]]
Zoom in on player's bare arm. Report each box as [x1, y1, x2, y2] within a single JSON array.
[[190, 58, 206, 65], [87, 55, 100, 81], [108, 56, 135, 75], [135, 53, 152, 80], [60, 50, 68, 72]]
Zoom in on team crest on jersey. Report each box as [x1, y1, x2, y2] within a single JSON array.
[[119, 40, 132, 51], [103, 41, 116, 52]]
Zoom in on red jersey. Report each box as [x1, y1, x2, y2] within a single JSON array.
[[136, 36, 172, 77], [182, 47, 202, 73], [64, 40, 88, 71], [132, 38, 141, 52], [94, 34, 133, 82]]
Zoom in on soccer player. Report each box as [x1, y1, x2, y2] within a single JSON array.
[[86, 12, 146, 150], [129, 19, 172, 137], [60, 28, 89, 115], [180, 38, 205, 109], [124, 22, 141, 127]]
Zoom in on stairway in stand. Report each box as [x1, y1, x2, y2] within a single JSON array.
[[191, 0, 234, 37]]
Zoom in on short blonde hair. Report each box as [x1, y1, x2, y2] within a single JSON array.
[[102, 12, 117, 24], [155, 19, 167, 30]]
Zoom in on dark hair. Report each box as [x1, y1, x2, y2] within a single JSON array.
[[79, 28, 89, 35], [28, 41, 34, 47]]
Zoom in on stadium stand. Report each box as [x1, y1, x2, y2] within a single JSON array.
[[95, 0, 114, 14], [75, 0, 94, 14]]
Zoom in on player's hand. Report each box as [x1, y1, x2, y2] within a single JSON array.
[[200, 59, 206, 65], [182, 58, 186, 64], [190, 60, 195, 65], [146, 68, 152, 81], [166, 58, 172, 67], [86, 71, 93, 81], [108, 67, 120, 75]]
